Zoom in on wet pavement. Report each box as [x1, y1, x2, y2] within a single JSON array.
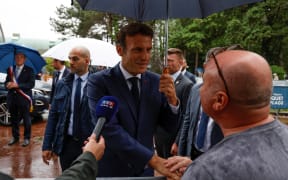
[[0, 120, 61, 179]]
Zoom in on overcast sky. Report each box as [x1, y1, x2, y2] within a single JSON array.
[[0, 0, 71, 40]]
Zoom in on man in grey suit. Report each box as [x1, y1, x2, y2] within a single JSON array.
[[155, 48, 194, 158], [177, 83, 223, 158]]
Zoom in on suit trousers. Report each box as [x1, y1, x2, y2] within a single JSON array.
[[60, 135, 83, 171], [155, 126, 176, 158], [8, 93, 31, 139]]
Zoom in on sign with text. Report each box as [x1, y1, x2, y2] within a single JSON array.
[[271, 81, 288, 109]]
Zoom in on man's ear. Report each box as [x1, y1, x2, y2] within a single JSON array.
[[212, 91, 229, 111], [116, 45, 123, 56]]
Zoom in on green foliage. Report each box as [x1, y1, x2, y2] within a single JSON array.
[[43, 58, 70, 75], [271, 65, 286, 80]]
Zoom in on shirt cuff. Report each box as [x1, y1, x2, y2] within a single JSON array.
[[169, 98, 180, 114]]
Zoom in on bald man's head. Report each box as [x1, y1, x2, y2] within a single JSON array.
[[203, 50, 272, 108]]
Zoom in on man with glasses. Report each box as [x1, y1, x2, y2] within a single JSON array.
[[165, 46, 288, 180]]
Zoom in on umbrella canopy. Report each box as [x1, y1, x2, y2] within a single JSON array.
[[77, 0, 263, 21], [42, 38, 121, 67], [76, 0, 263, 65], [0, 43, 46, 74]]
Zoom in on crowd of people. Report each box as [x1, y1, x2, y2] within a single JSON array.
[[3, 22, 288, 180]]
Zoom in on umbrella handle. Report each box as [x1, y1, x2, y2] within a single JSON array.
[[162, 66, 169, 74]]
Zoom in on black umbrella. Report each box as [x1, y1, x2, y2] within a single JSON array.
[[76, 0, 263, 65]]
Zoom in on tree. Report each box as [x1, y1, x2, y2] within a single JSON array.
[[50, 2, 126, 43]]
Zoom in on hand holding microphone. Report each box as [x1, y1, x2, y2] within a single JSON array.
[[92, 96, 119, 141]]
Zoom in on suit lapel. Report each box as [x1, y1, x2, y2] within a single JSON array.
[[174, 73, 182, 86], [105, 65, 139, 120], [138, 73, 150, 117]]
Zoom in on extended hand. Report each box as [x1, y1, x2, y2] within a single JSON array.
[[165, 156, 192, 176], [149, 154, 180, 180]]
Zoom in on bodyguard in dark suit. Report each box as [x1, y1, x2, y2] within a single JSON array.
[[42, 46, 94, 171], [178, 83, 223, 159], [5, 52, 35, 147], [155, 48, 194, 158], [50, 58, 70, 104], [87, 23, 179, 179]]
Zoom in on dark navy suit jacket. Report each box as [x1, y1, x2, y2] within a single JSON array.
[[87, 64, 179, 177], [43, 73, 94, 155]]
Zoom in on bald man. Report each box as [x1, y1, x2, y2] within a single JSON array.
[[42, 46, 94, 171], [165, 47, 288, 180]]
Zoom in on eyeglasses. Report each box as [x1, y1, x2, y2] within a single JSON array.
[[204, 44, 243, 98]]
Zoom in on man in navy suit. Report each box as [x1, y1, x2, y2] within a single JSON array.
[[5, 52, 35, 147], [50, 58, 70, 104], [87, 23, 180, 179]]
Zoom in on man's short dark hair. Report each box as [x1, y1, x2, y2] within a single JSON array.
[[116, 22, 154, 49], [15, 52, 26, 57], [167, 48, 185, 59]]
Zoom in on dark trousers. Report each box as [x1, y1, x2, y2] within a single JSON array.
[[60, 135, 83, 171], [8, 94, 31, 140], [154, 127, 175, 158]]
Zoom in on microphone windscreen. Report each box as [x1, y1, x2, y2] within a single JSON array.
[[95, 96, 119, 121]]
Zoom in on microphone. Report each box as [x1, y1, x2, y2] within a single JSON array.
[[93, 96, 119, 141]]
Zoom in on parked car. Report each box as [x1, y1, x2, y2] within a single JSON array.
[[0, 73, 51, 125]]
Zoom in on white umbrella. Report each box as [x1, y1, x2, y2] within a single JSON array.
[[42, 38, 121, 67]]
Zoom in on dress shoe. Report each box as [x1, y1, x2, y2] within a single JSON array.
[[8, 138, 19, 145], [22, 139, 30, 147]]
